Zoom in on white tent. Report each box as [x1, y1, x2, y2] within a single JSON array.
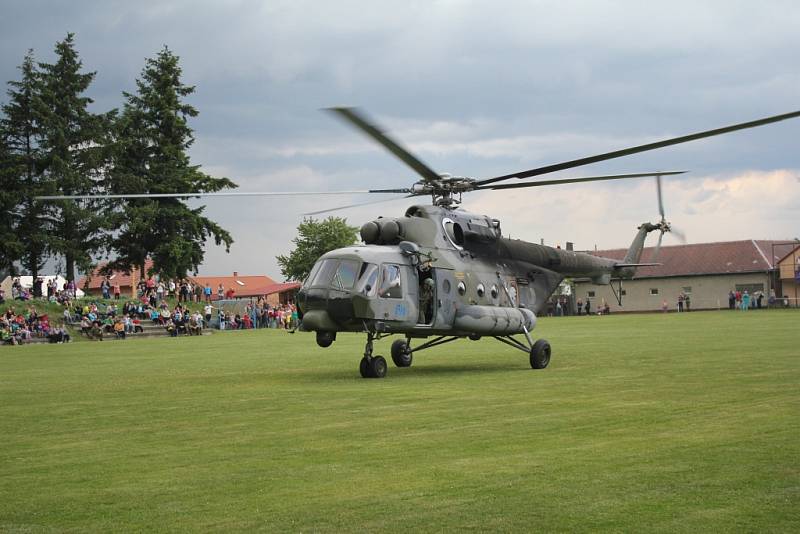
[[1, 275, 84, 298]]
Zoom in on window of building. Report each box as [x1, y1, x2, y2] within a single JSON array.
[[682, 286, 692, 294], [587, 291, 596, 298], [650, 288, 659, 295]]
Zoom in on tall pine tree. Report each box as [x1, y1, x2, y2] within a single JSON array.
[[38, 33, 114, 282], [106, 46, 236, 279], [0, 50, 50, 278]]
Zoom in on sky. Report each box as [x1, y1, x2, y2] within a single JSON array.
[[2, 0, 799, 279]]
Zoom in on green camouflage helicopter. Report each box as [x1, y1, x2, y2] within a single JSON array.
[[295, 108, 800, 378], [41, 108, 800, 378]]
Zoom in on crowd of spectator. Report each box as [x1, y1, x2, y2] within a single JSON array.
[[3, 274, 299, 345], [1, 306, 70, 345], [217, 300, 299, 331]]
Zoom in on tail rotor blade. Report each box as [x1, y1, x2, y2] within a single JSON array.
[[655, 175, 665, 221], [671, 226, 687, 244], [652, 230, 664, 262]]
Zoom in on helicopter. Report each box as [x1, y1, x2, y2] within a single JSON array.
[[39, 107, 800, 378], [294, 107, 800, 378]]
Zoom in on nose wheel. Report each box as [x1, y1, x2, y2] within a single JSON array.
[[360, 355, 387, 378], [359, 332, 388, 378]]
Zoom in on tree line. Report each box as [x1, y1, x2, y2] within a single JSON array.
[[0, 33, 236, 284]]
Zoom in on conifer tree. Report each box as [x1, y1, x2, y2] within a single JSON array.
[[0, 50, 49, 278], [106, 46, 236, 279], [38, 33, 114, 282]]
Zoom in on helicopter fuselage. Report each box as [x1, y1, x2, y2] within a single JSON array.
[[297, 204, 649, 340]]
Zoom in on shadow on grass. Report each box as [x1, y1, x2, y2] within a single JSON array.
[[294, 360, 532, 383]]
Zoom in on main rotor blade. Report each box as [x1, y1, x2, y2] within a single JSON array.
[[475, 171, 686, 191], [35, 190, 402, 201], [476, 109, 800, 187], [656, 175, 665, 220], [326, 107, 442, 183], [304, 194, 415, 216]]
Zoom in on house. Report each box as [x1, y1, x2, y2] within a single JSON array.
[[78, 260, 155, 298], [573, 239, 797, 312], [190, 272, 300, 305], [776, 244, 800, 306]]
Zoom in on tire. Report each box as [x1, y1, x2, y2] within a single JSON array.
[[390, 339, 413, 367], [530, 339, 551, 369], [359, 357, 372, 378], [369, 356, 388, 378]]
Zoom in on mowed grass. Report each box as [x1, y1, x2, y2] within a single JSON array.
[[1, 311, 798, 532]]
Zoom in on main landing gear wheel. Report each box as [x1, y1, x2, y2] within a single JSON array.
[[530, 339, 551, 369], [359, 357, 371, 378], [390, 339, 413, 367]]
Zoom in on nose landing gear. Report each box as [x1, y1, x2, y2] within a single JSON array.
[[359, 332, 388, 378]]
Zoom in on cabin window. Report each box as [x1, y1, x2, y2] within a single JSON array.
[[650, 288, 659, 295], [356, 263, 379, 297], [490, 285, 498, 299], [457, 281, 466, 296], [476, 283, 485, 298], [379, 264, 402, 299], [332, 260, 359, 290]]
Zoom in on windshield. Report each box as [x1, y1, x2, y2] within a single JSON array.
[[308, 259, 338, 287], [332, 260, 359, 290]]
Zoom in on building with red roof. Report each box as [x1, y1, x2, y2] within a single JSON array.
[[573, 239, 797, 312], [190, 272, 300, 305], [78, 260, 155, 298]]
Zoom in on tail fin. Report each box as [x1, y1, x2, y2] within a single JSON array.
[[617, 223, 660, 277]]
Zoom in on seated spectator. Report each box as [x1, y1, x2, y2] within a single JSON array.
[[113, 319, 125, 339], [165, 318, 177, 337], [188, 314, 202, 336]]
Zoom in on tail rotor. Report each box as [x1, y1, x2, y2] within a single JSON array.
[[651, 174, 686, 262]]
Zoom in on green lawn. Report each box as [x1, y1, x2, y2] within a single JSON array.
[[1, 311, 798, 532]]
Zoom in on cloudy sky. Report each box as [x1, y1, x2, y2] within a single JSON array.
[[2, 0, 798, 278]]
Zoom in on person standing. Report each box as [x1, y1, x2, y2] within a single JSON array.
[[684, 293, 691, 312], [584, 299, 590, 316], [204, 283, 212, 303], [677, 293, 684, 312], [576, 298, 583, 316], [741, 290, 751, 311], [728, 290, 736, 310]]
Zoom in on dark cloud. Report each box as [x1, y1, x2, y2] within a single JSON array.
[[2, 1, 798, 277]]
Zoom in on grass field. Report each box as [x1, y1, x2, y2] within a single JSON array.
[[1, 310, 798, 532]]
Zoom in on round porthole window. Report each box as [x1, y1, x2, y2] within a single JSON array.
[[490, 285, 498, 299], [476, 283, 485, 298], [457, 281, 466, 296]]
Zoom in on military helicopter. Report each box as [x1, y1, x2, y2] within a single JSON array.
[[294, 107, 800, 378], [40, 107, 800, 378]]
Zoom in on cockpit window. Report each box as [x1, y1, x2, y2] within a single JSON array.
[[379, 264, 402, 299], [356, 263, 379, 297], [332, 260, 359, 290], [308, 259, 338, 287]]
